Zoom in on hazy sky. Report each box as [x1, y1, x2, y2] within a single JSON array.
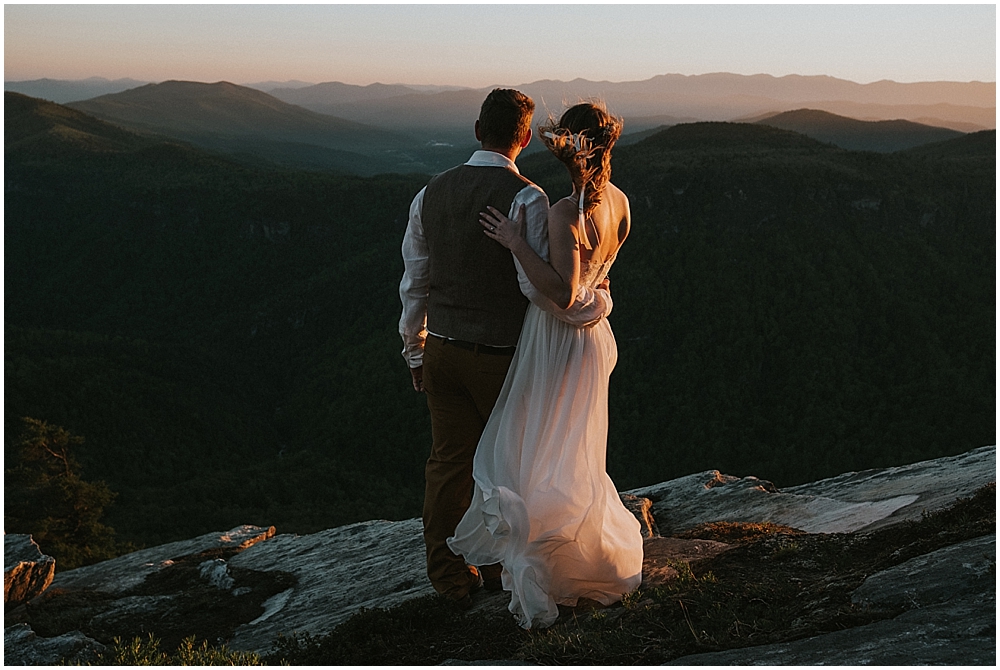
[[4, 4, 996, 86]]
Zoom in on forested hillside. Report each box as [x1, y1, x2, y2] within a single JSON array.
[[5, 93, 994, 558], [532, 123, 995, 488], [754, 109, 964, 152]]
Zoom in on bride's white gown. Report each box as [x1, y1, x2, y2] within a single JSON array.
[[447, 246, 643, 629]]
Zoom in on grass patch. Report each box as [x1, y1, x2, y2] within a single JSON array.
[[673, 521, 804, 544], [85, 635, 266, 665]]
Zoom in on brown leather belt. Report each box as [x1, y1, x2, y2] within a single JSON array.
[[430, 334, 516, 356]]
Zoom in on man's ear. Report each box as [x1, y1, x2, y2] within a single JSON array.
[[519, 128, 532, 149], [474, 120, 482, 143]]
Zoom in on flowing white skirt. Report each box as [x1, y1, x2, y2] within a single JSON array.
[[447, 303, 643, 629]]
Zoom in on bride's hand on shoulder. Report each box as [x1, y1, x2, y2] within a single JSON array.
[[481, 204, 526, 251]]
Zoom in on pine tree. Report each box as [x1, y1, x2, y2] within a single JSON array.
[[5, 417, 121, 569]]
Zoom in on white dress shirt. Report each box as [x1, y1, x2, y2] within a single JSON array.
[[399, 150, 612, 368]]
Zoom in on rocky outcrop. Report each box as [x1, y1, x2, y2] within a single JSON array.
[[48, 524, 276, 595], [667, 535, 996, 665], [5, 525, 286, 664], [629, 445, 995, 534], [226, 519, 434, 652], [4, 623, 105, 666], [787, 446, 996, 530], [620, 493, 658, 538], [851, 533, 995, 609], [4, 535, 55, 608], [4, 445, 994, 664]]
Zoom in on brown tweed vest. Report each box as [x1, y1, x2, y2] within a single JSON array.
[[423, 164, 532, 346]]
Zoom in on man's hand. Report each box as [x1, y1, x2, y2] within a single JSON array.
[[409, 365, 425, 393], [597, 277, 610, 293], [481, 204, 527, 251]]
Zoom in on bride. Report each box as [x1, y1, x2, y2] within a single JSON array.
[[447, 102, 643, 629]]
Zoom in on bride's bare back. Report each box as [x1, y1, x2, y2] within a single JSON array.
[[481, 182, 630, 309], [548, 181, 631, 289], [579, 183, 631, 265]]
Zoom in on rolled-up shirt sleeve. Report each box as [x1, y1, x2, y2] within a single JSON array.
[[399, 187, 429, 367], [512, 185, 613, 328]]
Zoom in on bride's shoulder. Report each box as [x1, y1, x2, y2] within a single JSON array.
[[604, 181, 629, 205], [549, 196, 579, 221]]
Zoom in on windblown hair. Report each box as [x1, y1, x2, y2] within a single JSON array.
[[538, 101, 623, 216], [478, 88, 535, 151]]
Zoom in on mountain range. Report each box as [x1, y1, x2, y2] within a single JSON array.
[[261, 73, 994, 134], [8, 73, 992, 131], [267, 81, 441, 107], [7, 73, 993, 174], [5, 91, 994, 550], [38, 78, 983, 180]]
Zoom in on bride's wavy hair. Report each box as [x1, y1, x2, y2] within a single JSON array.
[[538, 101, 623, 216]]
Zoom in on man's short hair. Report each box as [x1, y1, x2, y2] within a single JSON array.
[[478, 88, 534, 150]]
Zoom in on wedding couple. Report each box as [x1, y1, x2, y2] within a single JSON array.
[[399, 88, 642, 629]]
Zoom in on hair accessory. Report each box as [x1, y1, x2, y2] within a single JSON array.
[[542, 130, 592, 154]]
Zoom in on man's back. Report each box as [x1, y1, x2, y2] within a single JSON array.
[[423, 163, 532, 347]]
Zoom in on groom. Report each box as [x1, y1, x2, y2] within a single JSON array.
[[399, 88, 612, 609]]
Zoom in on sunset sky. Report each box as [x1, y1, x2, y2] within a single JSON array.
[[4, 4, 996, 87]]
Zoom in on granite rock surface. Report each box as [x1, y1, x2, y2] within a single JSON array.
[[4, 535, 56, 608], [667, 535, 996, 666], [4, 445, 994, 664], [226, 518, 434, 652], [49, 524, 275, 595], [851, 533, 995, 609], [4, 623, 105, 666], [628, 445, 994, 535]]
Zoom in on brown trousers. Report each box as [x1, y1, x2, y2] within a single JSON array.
[[422, 334, 513, 599]]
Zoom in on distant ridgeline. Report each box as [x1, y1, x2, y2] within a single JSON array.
[[4, 91, 994, 559]]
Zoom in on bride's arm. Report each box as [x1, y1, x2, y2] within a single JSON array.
[[482, 201, 580, 309]]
